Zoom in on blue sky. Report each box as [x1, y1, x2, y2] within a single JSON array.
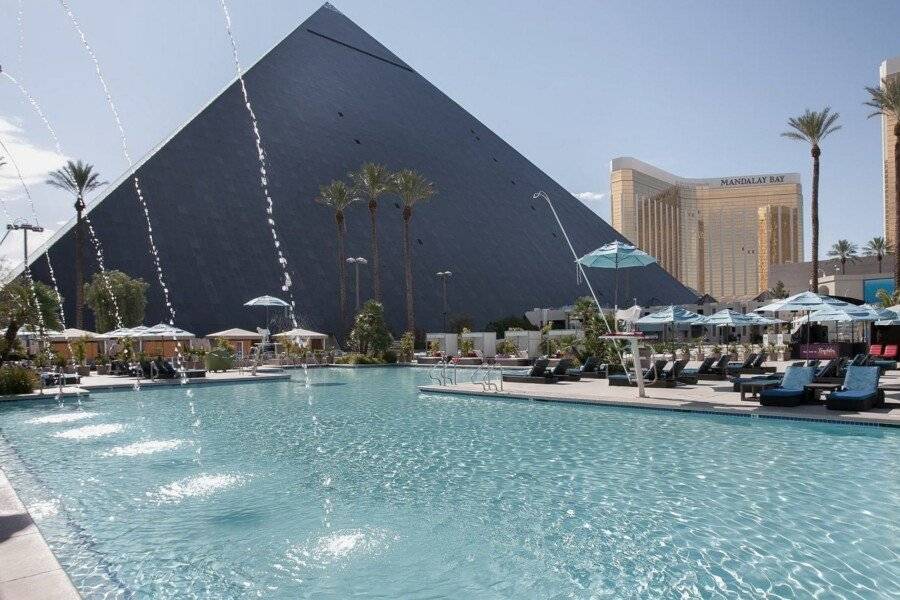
[[0, 0, 897, 262]]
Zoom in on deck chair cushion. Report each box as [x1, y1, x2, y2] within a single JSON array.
[[780, 366, 815, 391]]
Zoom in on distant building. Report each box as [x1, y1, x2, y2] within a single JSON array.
[[24, 6, 694, 336], [768, 255, 896, 302], [880, 56, 900, 248], [610, 157, 803, 300]]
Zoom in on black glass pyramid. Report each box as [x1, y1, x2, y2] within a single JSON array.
[[31, 3, 694, 335]]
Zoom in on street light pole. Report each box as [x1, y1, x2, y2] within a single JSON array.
[[7, 221, 45, 271], [346, 257, 368, 311], [435, 271, 452, 331]]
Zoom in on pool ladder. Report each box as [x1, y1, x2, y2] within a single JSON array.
[[471, 362, 503, 392], [428, 357, 457, 386]]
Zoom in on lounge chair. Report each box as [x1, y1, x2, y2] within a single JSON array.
[[726, 353, 758, 376], [695, 355, 731, 380], [740, 353, 777, 374], [664, 359, 696, 384], [550, 358, 581, 381], [826, 366, 884, 411], [502, 359, 557, 384], [730, 372, 782, 392], [609, 359, 674, 387], [681, 356, 714, 378], [812, 358, 842, 382], [758, 366, 815, 407], [869, 344, 883, 357], [883, 345, 898, 360]]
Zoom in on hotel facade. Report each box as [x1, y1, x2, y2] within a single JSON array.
[[881, 56, 900, 248], [610, 157, 803, 299]]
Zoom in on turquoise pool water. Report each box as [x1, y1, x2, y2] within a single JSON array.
[[1, 367, 898, 599]]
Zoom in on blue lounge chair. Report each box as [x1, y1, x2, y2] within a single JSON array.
[[758, 366, 815, 407], [730, 372, 782, 392], [609, 359, 674, 387], [551, 358, 581, 381], [825, 366, 884, 412]]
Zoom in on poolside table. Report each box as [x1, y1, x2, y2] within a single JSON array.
[[740, 380, 781, 402], [804, 382, 842, 402]]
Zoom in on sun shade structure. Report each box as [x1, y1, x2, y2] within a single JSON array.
[[577, 241, 657, 307], [206, 328, 263, 339], [243, 296, 290, 308], [698, 309, 761, 328], [615, 304, 643, 323], [755, 292, 852, 313], [44, 328, 102, 340], [636, 305, 704, 326], [273, 328, 328, 340], [801, 305, 888, 323]]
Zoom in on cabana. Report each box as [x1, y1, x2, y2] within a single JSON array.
[[273, 327, 328, 350], [103, 324, 195, 358], [460, 331, 496, 358], [423, 333, 458, 362], [206, 328, 262, 357], [502, 330, 541, 358], [46, 328, 103, 361]]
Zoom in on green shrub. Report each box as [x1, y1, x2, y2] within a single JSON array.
[[335, 353, 384, 365], [0, 366, 38, 395], [382, 349, 398, 363]]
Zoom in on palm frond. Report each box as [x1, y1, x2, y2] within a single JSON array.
[[781, 107, 841, 145], [393, 169, 435, 208], [315, 180, 357, 212], [865, 77, 900, 119]]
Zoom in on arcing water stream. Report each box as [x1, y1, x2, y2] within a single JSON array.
[[217, 0, 299, 329], [57, 0, 186, 380], [1, 69, 126, 335]]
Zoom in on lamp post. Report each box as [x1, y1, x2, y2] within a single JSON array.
[[346, 257, 368, 311], [6, 221, 44, 270], [435, 271, 452, 331]]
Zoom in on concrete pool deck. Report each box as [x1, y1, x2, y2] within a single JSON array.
[[0, 470, 79, 600], [419, 367, 900, 427]]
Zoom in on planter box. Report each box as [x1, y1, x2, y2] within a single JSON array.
[[76, 366, 91, 377], [96, 365, 110, 375]]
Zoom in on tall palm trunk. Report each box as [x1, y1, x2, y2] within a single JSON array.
[[894, 123, 900, 289], [74, 199, 85, 328], [810, 145, 820, 292], [369, 200, 381, 302], [402, 206, 414, 332], [336, 212, 347, 329]]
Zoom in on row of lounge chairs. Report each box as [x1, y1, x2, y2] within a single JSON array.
[[757, 365, 885, 411]]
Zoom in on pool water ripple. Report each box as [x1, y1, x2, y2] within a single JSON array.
[[0, 368, 897, 599]]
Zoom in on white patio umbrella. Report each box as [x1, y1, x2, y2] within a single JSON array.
[[636, 305, 704, 342], [244, 295, 290, 329], [615, 304, 643, 323], [756, 292, 854, 345]]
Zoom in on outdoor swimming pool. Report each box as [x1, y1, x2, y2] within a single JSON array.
[[1, 367, 898, 599]]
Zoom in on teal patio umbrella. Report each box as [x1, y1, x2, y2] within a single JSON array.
[[576, 241, 657, 308], [756, 292, 853, 345], [636, 305, 704, 341]]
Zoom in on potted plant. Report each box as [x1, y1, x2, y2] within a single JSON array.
[[96, 353, 111, 375], [458, 327, 476, 357], [72, 337, 91, 376]]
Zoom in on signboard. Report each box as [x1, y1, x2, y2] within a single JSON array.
[[797, 343, 840, 360], [863, 278, 895, 304]]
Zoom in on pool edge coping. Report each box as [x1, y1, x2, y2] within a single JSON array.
[[0, 467, 81, 599], [417, 385, 900, 428]]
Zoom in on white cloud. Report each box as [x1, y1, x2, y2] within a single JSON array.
[[574, 191, 605, 203], [0, 116, 67, 200]]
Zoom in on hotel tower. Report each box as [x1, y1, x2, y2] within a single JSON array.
[[610, 157, 803, 299], [881, 56, 900, 248]]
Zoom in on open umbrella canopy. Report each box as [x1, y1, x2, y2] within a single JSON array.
[[742, 312, 783, 326], [273, 328, 328, 340], [206, 328, 263, 340], [576, 241, 656, 269], [101, 326, 150, 338], [45, 328, 102, 341], [615, 304, 643, 323], [244, 295, 290, 307], [798, 305, 885, 324], [636, 305, 704, 327], [755, 292, 852, 313], [136, 323, 196, 339], [698, 309, 760, 328]]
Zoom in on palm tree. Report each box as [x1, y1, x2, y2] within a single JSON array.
[[349, 163, 393, 302], [865, 77, 900, 289], [827, 239, 857, 271], [863, 236, 891, 273], [46, 160, 106, 328], [315, 180, 358, 328], [393, 169, 435, 332], [781, 108, 841, 292]]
